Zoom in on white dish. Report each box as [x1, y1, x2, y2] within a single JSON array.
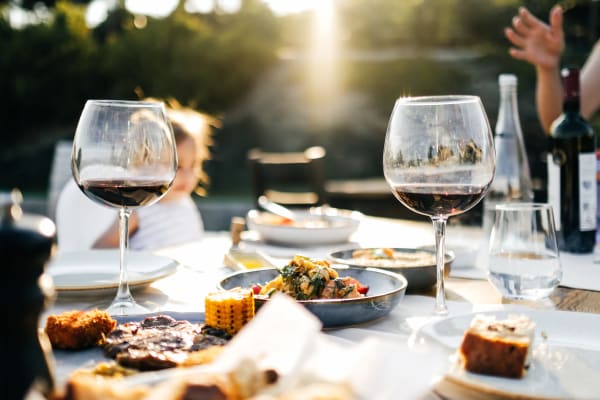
[[420, 310, 600, 400], [246, 209, 361, 246], [47, 249, 179, 291]]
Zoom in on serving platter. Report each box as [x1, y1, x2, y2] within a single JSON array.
[[47, 250, 179, 292], [420, 310, 600, 400], [246, 209, 361, 246], [217, 266, 407, 328], [51, 311, 206, 389], [328, 247, 454, 290]]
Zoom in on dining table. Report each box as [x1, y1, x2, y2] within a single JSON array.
[[42, 213, 600, 400]]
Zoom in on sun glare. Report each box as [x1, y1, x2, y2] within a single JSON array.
[[262, 0, 320, 16], [126, 0, 178, 17], [307, 0, 338, 114], [85, 0, 321, 28]]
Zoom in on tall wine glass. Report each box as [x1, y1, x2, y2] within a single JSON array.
[[383, 96, 495, 315], [72, 100, 177, 315]]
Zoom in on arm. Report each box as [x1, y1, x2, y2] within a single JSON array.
[[535, 65, 563, 133], [92, 212, 139, 248], [505, 6, 565, 133], [581, 41, 600, 120]]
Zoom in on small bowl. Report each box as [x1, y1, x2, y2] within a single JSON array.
[[328, 247, 454, 291], [217, 266, 407, 328], [246, 209, 361, 246]]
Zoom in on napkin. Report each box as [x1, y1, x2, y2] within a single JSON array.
[[212, 294, 446, 399], [212, 293, 322, 378]]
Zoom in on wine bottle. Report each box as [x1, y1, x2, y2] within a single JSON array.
[[478, 74, 533, 268], [548, 67, 597, 253]]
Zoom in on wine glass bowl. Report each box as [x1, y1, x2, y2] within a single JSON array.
[[383, 95, 495, 314], [72, 100, 177, 315]]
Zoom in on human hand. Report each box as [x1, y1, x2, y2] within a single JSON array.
[[505, 5, 564, 71]]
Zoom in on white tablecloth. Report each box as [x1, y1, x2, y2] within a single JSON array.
[[42, 217, 600, 399], [234, 217, 600, 292]]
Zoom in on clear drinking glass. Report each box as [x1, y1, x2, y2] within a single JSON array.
[[383, 95, 495, 315], [488, 203, 562, 300], [72, 100, 177, 315]]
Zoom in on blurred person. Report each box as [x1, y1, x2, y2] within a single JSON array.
[[56, 100, 216, 251], [504, 5, 600, 132]]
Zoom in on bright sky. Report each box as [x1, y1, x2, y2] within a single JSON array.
[[85, 0, 320, 27]]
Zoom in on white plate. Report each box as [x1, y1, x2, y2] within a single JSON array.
[[47, 249, 179, 291], [420, 310, 600, 399], [246, 209, 361, 246]]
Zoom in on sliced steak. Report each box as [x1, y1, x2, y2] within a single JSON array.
[[104, 315, 230, 370]]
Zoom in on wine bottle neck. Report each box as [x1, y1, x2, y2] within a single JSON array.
[[561, 67, 581, 114], [562, 98, 580, 114]]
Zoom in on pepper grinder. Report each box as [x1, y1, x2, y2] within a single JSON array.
[[0, 189, 56, 399]]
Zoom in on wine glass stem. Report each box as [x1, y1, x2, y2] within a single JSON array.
[[114, 208, 134, 306], [432, 216, 449, 315]]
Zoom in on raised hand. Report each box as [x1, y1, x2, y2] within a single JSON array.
[[504, 6, 564, 71]]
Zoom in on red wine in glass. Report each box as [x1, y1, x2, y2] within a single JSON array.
[[392, 185, 489, 218], [79, 179, 172, 208], [383, 95, 495, 315], [72, 99, 177, 316]]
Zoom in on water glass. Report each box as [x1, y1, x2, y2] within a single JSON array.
[[487, 203, 562, 300]]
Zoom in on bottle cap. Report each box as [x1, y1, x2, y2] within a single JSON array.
[[499, 74, 517, 86]]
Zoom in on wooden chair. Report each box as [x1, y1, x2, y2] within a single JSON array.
[[247, 146, 327, 208]]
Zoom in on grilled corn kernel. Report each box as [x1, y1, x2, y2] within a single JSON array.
[[205, 288, 254, 336]]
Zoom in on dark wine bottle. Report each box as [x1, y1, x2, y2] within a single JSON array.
[[548, 67, 597, 253]]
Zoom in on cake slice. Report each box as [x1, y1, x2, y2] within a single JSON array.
[[459, 314, 535, 378]]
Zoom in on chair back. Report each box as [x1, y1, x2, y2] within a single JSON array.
[[247, 146, 327, 208], [47, 140, 74, 220]]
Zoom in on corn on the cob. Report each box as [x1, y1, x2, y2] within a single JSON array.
[[205, 287, 254, 335]]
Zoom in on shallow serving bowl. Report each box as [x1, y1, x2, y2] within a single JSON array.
[[328, 247, 454, 291], [218, 266, 407, 328], [246, 209, 361, 246]]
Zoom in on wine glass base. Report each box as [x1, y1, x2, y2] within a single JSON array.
[[106, 297, 150, 316], [433, 304, 449, 316]]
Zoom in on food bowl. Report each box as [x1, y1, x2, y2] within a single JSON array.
[[328, 247, 454, 291], [218, 266, 407, 328], [246, 209, 361, 246]]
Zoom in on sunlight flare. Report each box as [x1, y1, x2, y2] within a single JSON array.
[[307, 0, 338, 121]]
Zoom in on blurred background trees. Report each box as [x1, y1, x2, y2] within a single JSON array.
[[0, 0, 598, 210]]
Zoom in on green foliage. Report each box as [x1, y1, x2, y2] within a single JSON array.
[[0, 2, 96, 147], [1, 0, 599, 196], [0, 0, 280, 191], [96, 2, 279, 111], [343, 59, 469, 109]]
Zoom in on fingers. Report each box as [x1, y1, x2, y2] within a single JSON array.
[[508, 48, 530, 63], [504, 27, 525, 48], [549, 5, 563, 32], [517, 6, 542, 29], [511, 15, 530, 36]]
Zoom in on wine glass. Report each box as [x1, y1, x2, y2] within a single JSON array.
[[72, 100, 177, 315], [383, 95, 495, 315]]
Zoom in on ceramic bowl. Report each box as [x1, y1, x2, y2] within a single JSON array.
[[218, 266, 407, 328]]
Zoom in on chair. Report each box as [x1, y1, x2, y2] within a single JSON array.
[[247, 146, 327, 208], [55, 179, 117, 252], [47, 140, 74, 221]]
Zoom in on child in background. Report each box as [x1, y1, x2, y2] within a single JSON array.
[[56, 100, 216, 251]]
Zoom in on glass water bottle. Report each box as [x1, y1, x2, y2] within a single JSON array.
[[479, 74, 533, 267]]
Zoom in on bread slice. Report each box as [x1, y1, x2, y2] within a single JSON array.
[[459, 314, 535, 378]]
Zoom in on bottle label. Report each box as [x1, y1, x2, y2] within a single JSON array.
[[548, 152, 597, 232], [579, 152, 596, 231], [547, 153, 561, 230]]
